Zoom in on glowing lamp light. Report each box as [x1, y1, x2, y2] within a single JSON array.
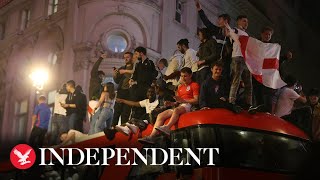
[[29, 69, 49, 90]]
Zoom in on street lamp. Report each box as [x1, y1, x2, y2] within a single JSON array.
[[29, 69, 49, 93]]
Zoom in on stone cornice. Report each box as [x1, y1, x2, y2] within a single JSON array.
[[78, 0, 161, 13]]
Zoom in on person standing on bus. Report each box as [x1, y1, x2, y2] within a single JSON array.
[[195, 0, 232, 81], [29, 95, 51, 149], [199, 61, 242, 113], [60, 80, 85, 132], [138, 67, 199, 144], [112, 52, 134, 126], [50, 84, 68, 145], [129, 47, 158, 119], [89, 53, 107, 100], [196, 28, 218, 85], [89, 82, 115, 134]]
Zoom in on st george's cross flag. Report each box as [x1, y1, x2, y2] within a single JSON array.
[[239, 36, 287, 89]]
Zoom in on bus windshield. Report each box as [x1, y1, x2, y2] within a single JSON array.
[[129, 125, 310, 178]]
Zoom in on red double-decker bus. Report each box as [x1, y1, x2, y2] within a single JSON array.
[[0, 109, 311, 179]]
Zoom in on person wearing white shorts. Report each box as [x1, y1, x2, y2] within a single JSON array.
[[169, 103, 192, 113], [138, 67, 199, 144]]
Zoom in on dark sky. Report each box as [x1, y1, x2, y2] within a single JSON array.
[[299, 0, 320, 31], [289, 0, 320, 90]]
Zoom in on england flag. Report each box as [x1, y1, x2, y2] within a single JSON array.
[[239, 35, 287, 89]]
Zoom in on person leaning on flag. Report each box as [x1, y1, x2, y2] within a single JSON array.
[[249, 26, 276, 114], [246, 26, 293, 114]]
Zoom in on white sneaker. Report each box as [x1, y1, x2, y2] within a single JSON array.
[[126, 123, 139, 134], [143, 120, 149, 124], [115, 125, 131, 136]]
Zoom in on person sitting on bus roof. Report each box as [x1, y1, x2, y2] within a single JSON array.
[[115, 83, 175, 136], [273, 75, 311, 135], [115, 87, 159, 135], [199, 61, 242, 113], [138, 67, 199, 144]]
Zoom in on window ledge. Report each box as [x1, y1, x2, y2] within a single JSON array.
[[173, 19, 189, 32]]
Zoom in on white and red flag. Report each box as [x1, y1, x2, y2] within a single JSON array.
[[239, 36, 286, 89]]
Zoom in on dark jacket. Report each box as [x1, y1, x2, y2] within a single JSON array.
[[132, 58, 157, 87], [65, 90, 87, 117], [199, 77, 229, 108], [279, 56, 293, 79], [113, 63, 133, 90], [78, 91, 87, 119], [197, 38, 218, 69], [89, 57, 103, 100], [198, 9, 232, 60]]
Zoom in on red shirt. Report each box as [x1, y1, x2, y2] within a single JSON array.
[[177, 82, 200, 100]]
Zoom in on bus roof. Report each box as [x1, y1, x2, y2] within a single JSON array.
[[0, 108, 309, 173], [175, 108, 309, 140]]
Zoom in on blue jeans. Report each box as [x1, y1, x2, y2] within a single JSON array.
[[50, 114, 68, 145], [89, 107, 113, 135]]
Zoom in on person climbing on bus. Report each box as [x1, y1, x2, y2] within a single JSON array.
[[138, 67, 199, 144]]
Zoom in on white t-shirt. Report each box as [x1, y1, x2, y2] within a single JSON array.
[[68, 129, 87, 143], [165, 54, 183, 86], [231, 28, 248, 57], [275, 88, 300, 117], [139, 99, 159, 114], [183, 48, 198, 72], [54, 93, 67, 115]]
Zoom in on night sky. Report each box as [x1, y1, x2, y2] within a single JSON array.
[[294, 0, 320, 90]]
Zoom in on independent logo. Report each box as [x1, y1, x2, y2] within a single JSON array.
[[10, 144, 36, 170]]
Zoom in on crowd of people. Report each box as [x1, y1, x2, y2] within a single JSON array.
[[28, 1, 320, 148]]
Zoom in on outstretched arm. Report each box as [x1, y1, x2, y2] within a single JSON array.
[[116, 98, 141, 107], [224, 22, 240, 45], [91, 54, 106, 77], [195, 0, 220, 35]]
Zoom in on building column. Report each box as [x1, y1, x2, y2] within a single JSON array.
[[73, 42, 93, 95]]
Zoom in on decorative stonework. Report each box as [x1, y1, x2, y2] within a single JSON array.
[[73, 42, 93, 72]]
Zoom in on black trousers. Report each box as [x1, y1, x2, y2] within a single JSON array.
[[209, 99, 237, 112], [252, 77, 264, 106], [112, 89, 131, 126], [252, 77, 275, 113], [130, 84, 148, 119], [29, 126, 47, 149]]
